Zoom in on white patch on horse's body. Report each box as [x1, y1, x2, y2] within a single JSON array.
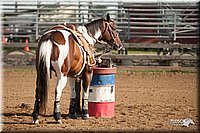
[[82, 87, 89, 99], [50, 30, 71, 101], [53, 71, 68, 101], [93, 28, 101, 40], [54, 30, 70, 64], [77, 26, 101, 46]]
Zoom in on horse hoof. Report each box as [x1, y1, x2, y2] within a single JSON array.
[[68, 114, 77, 119], [56, 119, 63, 124], [82, 114, 89, 120], [54, 112, 61, 121], [32, 119, 39, 124]]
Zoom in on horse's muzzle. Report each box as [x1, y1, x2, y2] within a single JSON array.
[[113, 43, 123, 51], [118, 45, 123, 51]]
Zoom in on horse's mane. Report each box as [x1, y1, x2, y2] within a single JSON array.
[[84, 18, 105, 36]]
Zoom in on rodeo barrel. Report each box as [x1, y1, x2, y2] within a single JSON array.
[[88, 66, 116, 118]]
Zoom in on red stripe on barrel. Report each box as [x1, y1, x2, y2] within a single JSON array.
[[88, 102, 115, 118], [92, 67, 117, 75]]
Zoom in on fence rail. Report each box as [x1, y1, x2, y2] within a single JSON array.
[[2, 1, 198, 42], [2, 1, 199, 66]]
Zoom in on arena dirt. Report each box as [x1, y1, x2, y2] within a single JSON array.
[[1, 66, 198, 132]]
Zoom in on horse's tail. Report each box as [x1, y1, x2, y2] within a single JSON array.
[[37, 37, 53, 115]]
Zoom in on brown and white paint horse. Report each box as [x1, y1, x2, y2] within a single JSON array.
[[32, 13, 123, 124]]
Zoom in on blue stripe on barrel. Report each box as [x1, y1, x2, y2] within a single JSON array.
[[91, 74, 115, 86]]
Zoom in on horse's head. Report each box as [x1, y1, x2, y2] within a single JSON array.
[[100, 13, 123, 50], [84, 13, 123, 51]]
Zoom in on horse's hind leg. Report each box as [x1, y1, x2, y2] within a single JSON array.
[[53, 72, 67, 123], [32, 78, 40, 124], [32, 99, 40, 124]]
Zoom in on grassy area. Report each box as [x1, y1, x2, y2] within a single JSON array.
[[3, 66, 35, 72], [109, 48, 157, 55], [117, 67, 198, 74], [3, 66, 197, 74], [111, 51, 156, 55], [124, 50, 156, 55], [118, 69, 197, 74]]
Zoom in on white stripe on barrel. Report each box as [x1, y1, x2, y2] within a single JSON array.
[[88, 67, 117, 118]]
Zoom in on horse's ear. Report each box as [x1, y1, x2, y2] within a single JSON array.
[[106, 13, 111, 22]]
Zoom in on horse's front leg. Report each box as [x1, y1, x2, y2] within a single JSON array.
[[82, 70, 93, 119], [68, 77, 81, 119], [75, 79, 82, 115], [54, 73, 67, 124]]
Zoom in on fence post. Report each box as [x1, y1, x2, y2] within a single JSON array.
[[35, 2, 40, 40], [170, 42, 180, 67], [82, 13, 84, 26], [128, 12, 130, 40], [173, 13, 177, 41], [78, 2, 81, 23]]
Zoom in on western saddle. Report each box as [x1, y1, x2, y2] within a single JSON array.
[[49, 24, 96, 67]]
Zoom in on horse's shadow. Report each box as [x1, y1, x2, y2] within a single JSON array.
[[1, 112, 31, 124], [1, 112, 31, 117], [1, 113, 68, 125]]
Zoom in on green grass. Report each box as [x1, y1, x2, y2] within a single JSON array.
[[3, 65, 197, 74], [117, 68, 197, 74], [126, 51, 156, 55], [3, 66, 35, 72], [110, 49, 157, 55]]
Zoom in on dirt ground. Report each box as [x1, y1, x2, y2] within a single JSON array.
[[1, 66, 199, 132]]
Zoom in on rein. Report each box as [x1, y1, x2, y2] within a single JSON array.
[[102, 22, 118, 40], [95, 47, 111, 58], [100, 21, 119, 50], [85, 21, 116, 61]]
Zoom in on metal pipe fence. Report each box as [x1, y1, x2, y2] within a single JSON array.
[[2, 1, 199, 66]]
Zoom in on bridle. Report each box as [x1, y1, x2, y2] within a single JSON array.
[[85, 20, 119, 49], [86, 20, 121, 61], [100, 21, 119, 49]]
